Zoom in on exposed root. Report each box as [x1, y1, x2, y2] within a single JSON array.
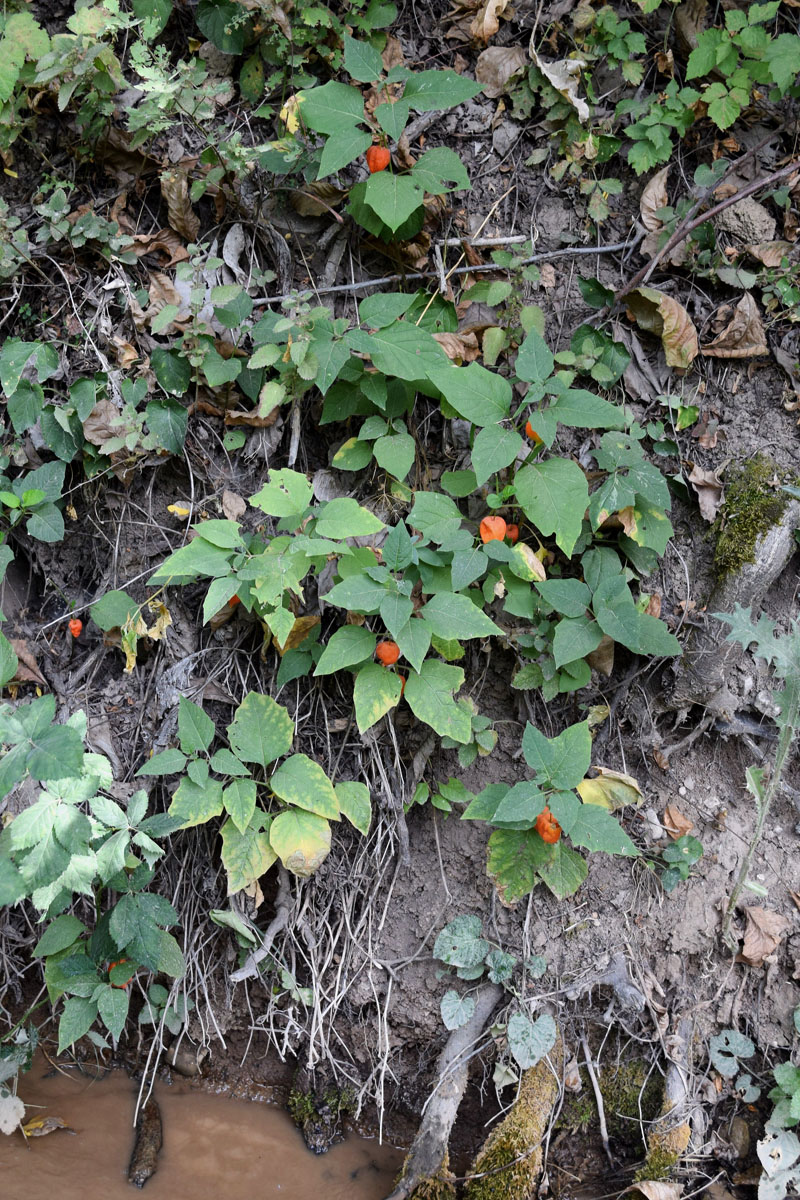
[[384, 982, 503, 1200], [463, 1034, 563, 1200]]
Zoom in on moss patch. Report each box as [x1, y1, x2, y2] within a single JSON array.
[[713, 455, 789, 580]]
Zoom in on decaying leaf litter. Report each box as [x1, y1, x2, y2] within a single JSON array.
[[0, 0, 799, 1197]]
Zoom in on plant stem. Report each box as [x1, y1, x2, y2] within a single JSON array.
[[722, 715, 797, 948]]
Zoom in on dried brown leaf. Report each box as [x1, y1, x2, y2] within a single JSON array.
[[432, 331, 480, 363], [224, 405, 281, 428], [470, 0, 510, 43], [738, 905, 790, 967], [692, 412, 719, 449], [82, 398, 124, 450], [653, 748, 669, 770], [160, 168, 200, 241], [475, 45, 528, 97], [529, 46, 590, 121], [627, 287, 698, 369], [131, 228, 189, 267], [655, 49, 674, 75], [110, 337, 139, 369], [620, 1183, 682, 1200], [640, 166, 669, 233], [381, 34, 405, 70], [688, 463, 724, 522], [586, 634, 615, 676], [701, 293, 768, 358], [745, 240, 794, 268], [222, 489, 247, 521], [663, 803, 693, 839], [9, 639, 46, 685], [272, 614, 321, 656], [289, 182, 347, 217]]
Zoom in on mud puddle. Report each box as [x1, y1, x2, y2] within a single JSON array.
[[2, 1058, 403, 1200]]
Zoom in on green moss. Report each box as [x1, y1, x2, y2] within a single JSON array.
[[713, 455, 790, 579], [599, 1062, 663, 1147], [288, 1088, 315, 1124], [636, 1140, 681, 1182]]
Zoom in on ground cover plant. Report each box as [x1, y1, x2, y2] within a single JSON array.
[[0, 0, 799, 1194]]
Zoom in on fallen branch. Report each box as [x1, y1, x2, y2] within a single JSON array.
[[384, 982, 502, 1200]]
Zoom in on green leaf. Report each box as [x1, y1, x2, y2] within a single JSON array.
[[420, 592, 501, 640], [315, 626, 376, 675], [299, 80, 365, 133], [222, 778, 257, 835], [0, 855, 26, 906], [135, 747, 187, 777], [382, 520, 415, 570], [58, 996, 98, 1053], [227, 693, 294, 768], [404, 659, 471, 742], [441, 989, 476, 1030], [471, 424, 524, 487], [451, 546, 488, 592], [487, 828, 554, 902], [765, 33, 800, 92], [380, 593, 414, 639], [220, 818, 276, 894], [429, 362, 512, 426], [317, 127, 373, 178], [408, 491, 463, 544], [537, 841, 588, 899], [269, 809, 331, 877], [315, 497, 384, 538], [548, 792, 639, 856], [362, 172, 425, 231], [147, 538, 236, 585], [549, 389, 625, 430], [522, 721, 592, 789], [348, 323, 447, 382], [434, 914, 489, 968], [353, 663, 402, 732], [270, 753, 339, 819], [592, 576, 680, 657], [343, 33, 385, 82], [0, 632, 19, 687], [395, 617, 432, 673], [0, 340, 59, 397], [375, 98, 410, 139], [26, 505, 64, 544], [98, 986, 129, 1041], [358, 292, 417, 328], [90, 589, 139, 631], [709, 1030, 755, 1077], [27, 725, 85, 782], [196, 0, 251, 54], [335, 781, 371, 835], [507, 1012, 556, 1068], [374, 431, 415, 480], [552, 615, 604, 669], [156, 930, 185, 977], [515, 329, 554, 384], [332, 436, 373, 472], [151, 347, 191, 396], [490, 780, 547, 828], [145, 400, 187, 453], [402, 69, 482, 111], [7, 380, 44, 433], [410, 146, 470, 194], [535, 579, 592, 617], [168, 776, 224, 828], [33, 914, 86, 957], [249, 468, 313, 526], [514, 459, 589, 556], [132, 0, 173, 36], [178, 696, 214, 755]]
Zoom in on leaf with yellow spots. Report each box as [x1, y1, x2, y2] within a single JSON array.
[[269, 809, 331, 878], [577, 767, 643, 811], [353, 663, 402, 733], [220, 818, 276, 895]]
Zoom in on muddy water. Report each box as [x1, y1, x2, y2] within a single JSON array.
[[2, 1059, 403, 1200]]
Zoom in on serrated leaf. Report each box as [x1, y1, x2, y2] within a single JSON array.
[[536, 841, 588, 899], [487, 828, 554, 902], [58, 996, 98, 1053], [514, 459, 589, 557], [227, 693, 294, 768], [548, 792, 639, 856], [98, 986, 129, 1041], [404, 659, 471, 742], [522, 721, 592, 789]]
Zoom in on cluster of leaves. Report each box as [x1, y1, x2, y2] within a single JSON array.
[[136, 692, 371, 886], [710, 1018, 800, 1200], [433, 914, 555, 1084], [460, 719, 640, 901], [0, 696, 183, 1059]]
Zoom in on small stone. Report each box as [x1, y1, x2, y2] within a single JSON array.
[[679, 786, 687, 796], [684, 776, 695, 790], [728, 1115, 750, 1159]]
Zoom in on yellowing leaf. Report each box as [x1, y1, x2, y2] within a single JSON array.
[[279, 94, 301, 132], [121, 615, 148, 673], [509, 541, 547, 581], [146, 601, 172, 641], [577, 767, 643, 811], [269, 809, 331, 878], [627, 287, 698, 369], [168, 504, 191, 517], [273, 614, 321, 656], [21, 1115, 74, 1137]]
